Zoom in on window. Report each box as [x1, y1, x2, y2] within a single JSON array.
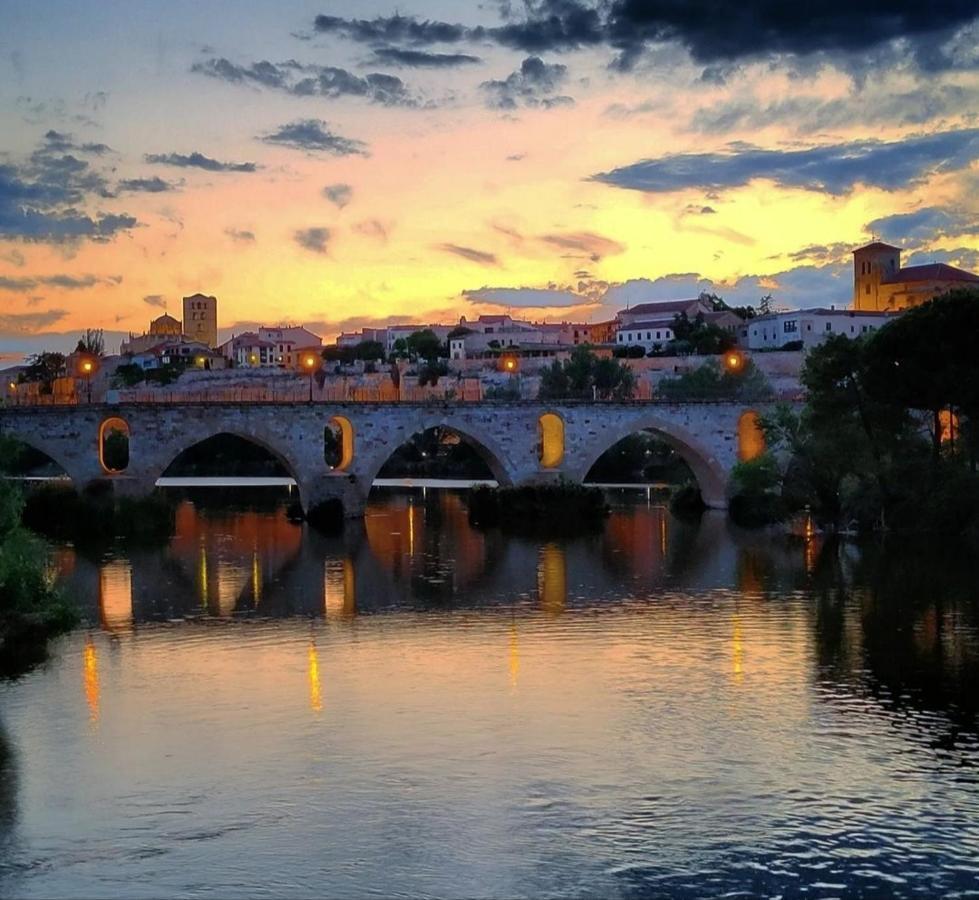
[[825, 322, 832, 331], [656, 331, 661, 340], [646, 332, 651, 340], [783, 320, 798, 333], [850, 326, 855, 333]]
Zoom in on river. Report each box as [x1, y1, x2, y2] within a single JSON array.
[[1, 487, 978, 898]]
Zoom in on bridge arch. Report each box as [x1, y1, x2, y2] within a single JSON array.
[[538, 412, 565, 469], [359, 417, 519, 490], [574, 414, 731, 508], [99, 416, 130, 473], [0, 428, 76, 484], [155, 429, 305, 485], [737, 410, 765, 462]]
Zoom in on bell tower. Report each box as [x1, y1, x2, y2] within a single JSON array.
[[853, 242, 900, 311]]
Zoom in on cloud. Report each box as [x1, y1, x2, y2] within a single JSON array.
[[0, 249, 26, 267], [691, 84, 979, 135], [480, 56, 573, 109], [540, 231, 625, 261], [369, 47, 482, 68], [144, 151, 257, 172], [40, 129, 111, 155], [294, 226, 331, 254], [0, 309, 69, 334], [905, 246, 979, 271], [193, 57, 420, 107], [353, 219, 392, 242], [116, 176, 176, 193], [592, 128, 979, 196], [463, 286, 597, 308], [866, 206, 975, 246], [323, 183, 353, 208], [143, 294, 167, 307], [0, 133, 138, 243], [438, 243, 500, 265], [0, 273, 120, 292], [261, 119, 369, 157], [311, 4, 979, 73], [224, 227, 256, 243]]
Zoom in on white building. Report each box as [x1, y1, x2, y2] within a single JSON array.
[[258, 326, 322, 366], [615, 318, 676, 352], [745, 307, 899, 350]]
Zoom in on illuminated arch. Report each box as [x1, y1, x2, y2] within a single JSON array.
[[327, 416, 354, 472], [538, 412, 565, 469], [737, 411, 765, 462], [99, 416, 130, 473]]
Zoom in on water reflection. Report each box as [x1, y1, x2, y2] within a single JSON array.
[[1, 488, 978, 897]]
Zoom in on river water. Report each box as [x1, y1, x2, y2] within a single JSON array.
[[1, 487, 978, 898]]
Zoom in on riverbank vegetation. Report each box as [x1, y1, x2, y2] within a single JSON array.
[[0, 444, 78, 678], [735, 290, 979, 536], [467, 482, 608, 534]]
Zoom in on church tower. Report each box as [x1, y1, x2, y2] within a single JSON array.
[[182, 293, 218, 347], [853, 242, 900, 311]]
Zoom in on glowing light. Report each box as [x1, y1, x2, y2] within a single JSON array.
[[538, 543, 567, 615], [725, 352, 743, 372], [738, 411, 766, 462], [83, 635, 100, 724], [308, 641, 323, 713], [538, 412, 564, 469], [304, 355, 318, 370], [81, 360, 93, 374], [731, 615, 744, 684]]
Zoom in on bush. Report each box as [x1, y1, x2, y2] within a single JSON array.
[[727, 454, 785, 527], [305, 498, 344, 532], [669, 482, 705, 516]]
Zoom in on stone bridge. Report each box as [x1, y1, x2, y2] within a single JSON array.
[[0, 400, 774, 515]]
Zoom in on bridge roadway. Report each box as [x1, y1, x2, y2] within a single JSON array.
[[0, 400, 774, 516]]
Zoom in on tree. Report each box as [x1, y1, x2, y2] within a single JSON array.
[[351, 340, 384, 361], [656, 358, 771, 401], [406, 329, 443, 362], [672, 311, 736, 354], [699, 291, 756, 321], [539, 347, 635, 400], [758, 294, 773, 316], [75, 329, 104, 357], [22, 352, 67, 394], [864, 289, 979, 465]]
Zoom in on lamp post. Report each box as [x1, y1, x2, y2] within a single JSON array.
[[80, 358, 95, 404], [303, 354, 319, 402], [723, 350, 743, 373]]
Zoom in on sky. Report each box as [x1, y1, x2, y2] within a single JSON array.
[[2, 0, 979, 359]]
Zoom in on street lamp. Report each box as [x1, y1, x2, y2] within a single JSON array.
[[80, 358, 95, 403], [303, 354, 319, 402], [723, 351, 743, 373]]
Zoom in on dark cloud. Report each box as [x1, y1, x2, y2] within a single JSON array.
[[0, 249, 26, 267], [117, 176, 175, 193], [0, 150, 137, 243], [866, 207, 975, 245], [369, 47, 482, 68], [262, 119, 369, 157], [224, 227, 256, 243], [480, 56, 573, 109], [41, 129, 111, 155], [540, 231, 625, 261], [785, 242, 854, 264], [144, 152, 257, 172], [438, 243, 500, 266], [193, 57, 418, 106], [591, 128, 979, 195], [294, 226, 331, 254], [323, 183, 353, 208], [905, 246, 979, 271], [312, 3, 979, 72], [143, 294, 167, 307]]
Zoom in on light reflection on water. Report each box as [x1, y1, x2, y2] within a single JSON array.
[[1, 488, 978, 898]]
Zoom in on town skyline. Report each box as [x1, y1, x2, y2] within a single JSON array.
[[3, 1, 979, 360]]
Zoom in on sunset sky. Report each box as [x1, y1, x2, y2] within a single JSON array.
[[2, 0, 979, 358]]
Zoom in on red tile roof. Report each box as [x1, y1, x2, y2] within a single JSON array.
[[883, 263, 979, 284], [619, 299, 702, 317]]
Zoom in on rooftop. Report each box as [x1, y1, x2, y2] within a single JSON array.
[[854, 241, 901, 254]]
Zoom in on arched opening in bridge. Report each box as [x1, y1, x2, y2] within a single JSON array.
[[738, 411, 765, 462], [538, 413, 564, 469], [161, 433, 292, 478], [324, 416, 354, 471], [374, 426, 496, 482], [0, 435, 70, 480], [584, 429, 695, 487], [99, 417, 130, 473]]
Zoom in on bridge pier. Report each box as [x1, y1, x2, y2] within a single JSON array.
[[300, 472, 367, 519]]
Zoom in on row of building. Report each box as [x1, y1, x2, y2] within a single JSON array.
[[117, 241, 978, 370]]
